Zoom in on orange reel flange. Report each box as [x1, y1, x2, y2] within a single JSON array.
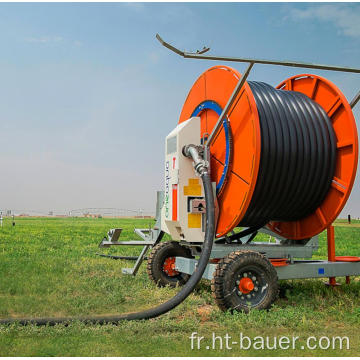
[[268, 75, 358, 239], [179, 66, 261, 238]]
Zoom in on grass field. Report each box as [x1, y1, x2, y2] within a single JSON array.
[[0, 217, 359, 356]]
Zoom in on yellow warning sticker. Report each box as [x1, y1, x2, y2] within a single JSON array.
[[184, 178, 202, 196], [188, 213, 201, 228]]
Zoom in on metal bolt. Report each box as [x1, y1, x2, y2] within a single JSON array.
[[236, 280, 240, 285], [254, 287, 258, 292], [243, 273, 248, 277]]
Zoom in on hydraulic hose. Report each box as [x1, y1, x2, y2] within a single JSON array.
[[0, 146, 215, 326]]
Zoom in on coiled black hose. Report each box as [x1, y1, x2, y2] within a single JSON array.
[[239, 82, 336, 227], [0, 158, 215, 326]]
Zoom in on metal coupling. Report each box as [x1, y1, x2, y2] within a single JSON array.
[[182, 144, 209, 176]]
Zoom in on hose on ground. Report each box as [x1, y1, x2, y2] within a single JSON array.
[[0, 148, 215, 326]]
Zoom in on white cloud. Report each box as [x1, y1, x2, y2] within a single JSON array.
[[25, 36, 64, 43], [288, 4, 360, 38], [122, 2, 146, 12]]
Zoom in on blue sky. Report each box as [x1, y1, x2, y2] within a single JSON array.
[[0, 2, 359, 216]]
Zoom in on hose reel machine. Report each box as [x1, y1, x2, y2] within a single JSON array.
[[164, 67, 357, 242], [156, 34, 360, 312], [2, 35, 360, 326]]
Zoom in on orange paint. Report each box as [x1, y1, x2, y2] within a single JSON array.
[[172, 184, 178, 221], [335, 256, 360, 262], [270, 258, 289, 267], [163, 257, 179, 277], [238, 277, 254, 294]]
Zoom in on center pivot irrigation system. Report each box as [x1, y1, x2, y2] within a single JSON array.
[[2, 35, 360, 326]]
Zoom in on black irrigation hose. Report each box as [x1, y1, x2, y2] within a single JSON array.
[[0, 172, 215, 326], [215, 225, 263, 244], [239, 82, 336, 227], [96, 253, 148, 261]]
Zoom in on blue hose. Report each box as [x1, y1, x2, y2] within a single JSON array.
[[191, 100, 231, 194]]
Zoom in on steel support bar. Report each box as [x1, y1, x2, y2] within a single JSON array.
[[206, 62, 254, 147], [175, 257, 360, 281], [190, 240, 318, 259], [327, 226, 336, 262], [122, 245, 151, 276], [156, 34, 360, 74], [100, 240, 156, 246], [96, 253, 147, 261], [350, 90, 360, 109], [327, 225, 338, 286], [212, 242, 315, 259], [276, 261, 360, 280]]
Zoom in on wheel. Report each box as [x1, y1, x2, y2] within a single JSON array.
[[147, 241, 193, 287], [211, 250, 278, 313]]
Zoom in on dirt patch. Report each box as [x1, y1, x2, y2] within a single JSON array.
[[197, 304, 214, 322]]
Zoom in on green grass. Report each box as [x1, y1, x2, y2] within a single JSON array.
[[0, 217, 359, 356]]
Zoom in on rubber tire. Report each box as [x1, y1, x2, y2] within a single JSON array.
[[211, 250, 278, 313], [147, 241, 193, 288]]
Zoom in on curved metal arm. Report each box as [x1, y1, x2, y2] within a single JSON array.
[[156, 34, 210, 56], [156, 34, 360, 74], [156, 34, 185, 56]]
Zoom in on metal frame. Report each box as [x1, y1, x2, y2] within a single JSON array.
[[186, 235, 318, 261], [174, 226, 360, 283], [175, 256, 360, 281], [97, 191, 164, 276]]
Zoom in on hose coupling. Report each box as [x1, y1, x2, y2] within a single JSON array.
[[182, 144, 209, 176]]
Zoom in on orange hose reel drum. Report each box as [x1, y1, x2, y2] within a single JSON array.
[[179, 66, 261, 237], [179, 67, 358, 239]]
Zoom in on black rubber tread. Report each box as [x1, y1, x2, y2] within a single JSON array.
[[147, 241, 193, 288], [211, 250, 278, 313]]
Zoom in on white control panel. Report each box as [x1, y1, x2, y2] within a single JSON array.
[[161, 117, 207, 243]]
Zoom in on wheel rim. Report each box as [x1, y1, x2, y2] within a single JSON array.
[[162, 257, 179, 277], [234, 266, 269, 307]]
